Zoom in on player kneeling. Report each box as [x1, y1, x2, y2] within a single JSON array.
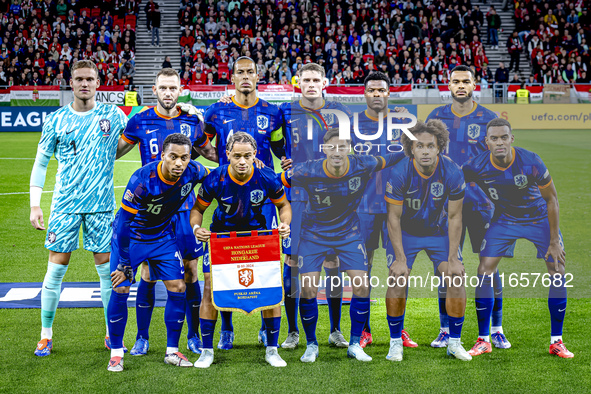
[[191, 132, 291, 368], [106, 134, 210, 372], [384, 120, 471, 361]]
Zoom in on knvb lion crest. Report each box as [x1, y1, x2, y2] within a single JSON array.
[[323, 113, 336, 126], [180, 123, 191, 137], [238, 268, 254, 287], [467, 124, 480, 142], [257, 115, 269, 129], [181, 183, 192, 197], [430, 182, 444, 198], [386, 254, 394, 268], [250, 189, 264, 204], [99, 119, 111, 136], [349, 177, 361, 192], [514, 174, 528, 189], [282, 236, 291, 249]]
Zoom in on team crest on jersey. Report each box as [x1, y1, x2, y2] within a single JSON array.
[[99, 119, 111, 137], [386, 181, 393, 194], [181, 183, 193, 196], [47, 232, 57, 244], [238, 268, 254, 287], [297, 255, 304, 269], [386, 254, 394, 268], [430, 182, 444, 199], [349, 177, 361, 192], [391, 128, 401, 141], [282, 236, 291, 249], [257, 115, 269, 129], [467, 124, 480, 143], [323, 113, 336, 126], [250, 189, 264, 204], [180, 123, 191, 137], [514, 174, 528, 189]]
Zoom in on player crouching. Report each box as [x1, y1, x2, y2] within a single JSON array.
[[191, 132, 292, 368], [463, 119, 572, 358], [106, 134, 210, 371], [384, 120, 471, 361]]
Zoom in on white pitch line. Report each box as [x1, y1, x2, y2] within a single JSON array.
[[0, 186, 126, 196]]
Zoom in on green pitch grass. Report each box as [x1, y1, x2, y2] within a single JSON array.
[[0, 130, 590, 393]]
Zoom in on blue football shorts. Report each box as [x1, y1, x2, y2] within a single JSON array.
[[285, 200, 305, 256], [171, 210, 204, 260], [262, 202, 290, 255], [480, 218, 564, 263], [298, 235, 367, 274], [385, 231, 462, 273], [110, 234, 185, 287], [358, 212, 388, 252]]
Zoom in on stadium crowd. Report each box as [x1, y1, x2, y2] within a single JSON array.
[[0, 0, 590, 88], [0, 0, 139, 87], [176, 0, 591, 86], [511, 0, 591, 83]]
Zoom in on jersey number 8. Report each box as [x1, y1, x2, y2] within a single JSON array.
[[488, 187, 499, 200]]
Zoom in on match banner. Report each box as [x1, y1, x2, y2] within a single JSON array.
[[226, 84, 294, 102], [209, 230, 283, 315], [0, 89, 10, 106], [178, 85, 227, 106], [95, 86, 125, 105], [438, 85, 481, 102], [574, 84, 591, 103], [10, 86, 60, 106], [507, 85, 544, 103]]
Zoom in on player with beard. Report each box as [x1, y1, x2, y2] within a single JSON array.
[[425, 65, 512, 350], [116, 68, 218, 356]]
